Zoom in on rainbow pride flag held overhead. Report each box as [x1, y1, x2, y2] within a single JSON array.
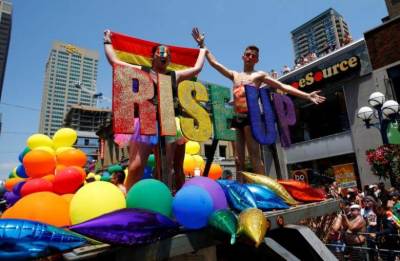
[[111, 31, 200, 71]]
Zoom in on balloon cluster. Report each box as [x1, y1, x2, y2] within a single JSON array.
[[183, 141, 223, 180]]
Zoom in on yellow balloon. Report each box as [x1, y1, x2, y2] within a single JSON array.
[[238, 208, 269, 247], [33, 146, 56, 156], [185, 141, 201, 155], [70, 181, 126, 225], [95, 175, 101, 181], [124, 168, 129, 183], [55, 146, 74, 156], [53, 128, 77, 148], [192, 155, 204, 168], [27, 134, 53, 149]]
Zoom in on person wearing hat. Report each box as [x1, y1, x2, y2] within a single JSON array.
[[341, 204, 366, 246]]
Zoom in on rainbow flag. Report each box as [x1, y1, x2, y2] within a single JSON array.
[[111, 31, 200, 71]]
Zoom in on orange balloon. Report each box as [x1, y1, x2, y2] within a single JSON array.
[[61, 193, 74, 204], [42, 174, 55, 183], [1, 192, 70, 227], [183, 154, 196, 177], [57, 149, 87, 167], [23, 150, 56, 178], [55, 164, 66, 175], [5, 177, 25, 191], [208, 163, 223, 180]]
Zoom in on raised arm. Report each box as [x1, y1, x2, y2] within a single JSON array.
[[175, 48, 207, 84], [260, 73, 326, 105], [103, 30, 141, 69], [192, 27, 234, 81]]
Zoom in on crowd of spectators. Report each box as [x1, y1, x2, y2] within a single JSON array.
[[326, 182, 400, 260]]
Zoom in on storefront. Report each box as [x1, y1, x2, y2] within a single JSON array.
[[272, 39, 386, 188]]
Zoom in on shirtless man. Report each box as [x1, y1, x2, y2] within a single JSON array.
[[192, 28, 325, 179], [104, 30, 207, 190]]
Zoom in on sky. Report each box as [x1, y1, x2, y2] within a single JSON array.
[[0, 0, 388, 179]]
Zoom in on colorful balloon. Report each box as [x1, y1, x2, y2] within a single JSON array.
[[53, 166, 84, 194], [12, 181, 26, 196], [225, 182, 257, 212], [70, 209, 179, 245], [15, 164, 28, 178], [183, 154, 196, 176], [1, 192, 71, 227], [55, 146, 74, 156], [208, 163, 223, 180], [172, 185, 213, 229], [147, 154, 155, 168], [185, 141, 201, 155], [18, 147, 30, 163], [100, 171, 112, 182], [192, 155, 204, 168], [61, 193, 74, 204], [126, 179, 172, 217], [244, 184, 289, 210], [20, 178, 53, 197], [27, 133, 53, 150], [242, 171, 298, 205], [0, 219, 86, 260], [23, 150, 56, 178], [387, 122, 400, 144], [238, 208, 269, 247], [42, 174, 55, 183], [52, 128, 77, 148], [107, 164, 123, 173], [33, 146, 56, 156], [184, 176, 228, 210], [70, 181, 126, 225], [5, 177, 25, 191], [4, 191, 20, 206], [57, 149, 87, 167], [278, 180, 326, 202], [209, 209, 238, 244]]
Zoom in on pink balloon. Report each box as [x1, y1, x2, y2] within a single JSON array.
[[53, 167, 84, 194], [20, 178, 53, 197]]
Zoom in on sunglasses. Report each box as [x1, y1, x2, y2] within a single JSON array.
[[244, 53, 258, 58]]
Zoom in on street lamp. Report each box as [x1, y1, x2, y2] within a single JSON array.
[[357, 92, 399, 144]]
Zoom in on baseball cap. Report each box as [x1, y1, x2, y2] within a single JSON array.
[[350, 204, 361, 210]]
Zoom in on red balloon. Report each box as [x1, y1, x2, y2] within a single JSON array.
[[23, 150, 56, 178], [208, 163, 223, 180], [53, 167, 84, 194], [20, 178, 53, 197]]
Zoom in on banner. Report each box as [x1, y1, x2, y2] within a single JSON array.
[[111, 31, 200, 71], [332, 163, 357, 188]]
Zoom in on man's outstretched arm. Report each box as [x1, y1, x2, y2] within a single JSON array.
[[103, 30, 141, 69], [192, 27, 234, 81], [260, 73, 326, 105]]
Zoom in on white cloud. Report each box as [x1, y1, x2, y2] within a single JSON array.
[[0, 161, 18, 180]]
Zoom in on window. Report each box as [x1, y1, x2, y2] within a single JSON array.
[[204, 144, 214, 159], [219, 145, 226, 158]]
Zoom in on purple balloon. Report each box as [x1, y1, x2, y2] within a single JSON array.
[[69, 208, 179, 245], [184, 176, 228, 210], [12, 181, 25, 196], [4, 191, 20, 206]]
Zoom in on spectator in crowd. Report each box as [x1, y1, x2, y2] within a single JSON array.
[[270, 69, 278, 79], [341, 32, 352, 46], [282, 65, 291, 74], [111, 170, 127, 195], [342, 204, 366, 246], [363, 196, 378, 259]]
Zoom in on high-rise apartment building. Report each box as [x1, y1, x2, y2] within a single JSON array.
[[291, 8, 350, 61], [0, 0, 12, 101], [39, 42, 98, 136]]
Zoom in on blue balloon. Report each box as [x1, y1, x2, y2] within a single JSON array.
[[143, 166, 153, 179], [100, 171, 111, 182], [18, 147, 30, 163], [216, 179, 236, 195], [172, 185, 213, 229], [12, 181, 26, 197], [244, 184, 289, 210], [0, 219, 86, 259], [16, 164, 28, 178], [225, 183, 257, 212]]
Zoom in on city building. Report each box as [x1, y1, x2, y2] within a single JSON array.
[[269, 39, 383, 188], [384, 0, 400, 20], [63, 104, 112, 159], [39, 42, 98, 136], [0, 0, 12, 101], [291, 8, 350, 61]]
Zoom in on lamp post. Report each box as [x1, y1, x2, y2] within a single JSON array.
[[357, 92, 400, 145]]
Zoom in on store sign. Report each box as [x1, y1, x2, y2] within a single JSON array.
[[100, 139, 105, 160], [290, 56, 359, 89], [290, 169, 309, 183], [332, 163, 357, 188]]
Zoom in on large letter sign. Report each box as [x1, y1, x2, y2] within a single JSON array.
[[245, 86, 277, 145], [273, 93, 296, 148], [113, 64, 156, 134], [178, 81, 212, 142]]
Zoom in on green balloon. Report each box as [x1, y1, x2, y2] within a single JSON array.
[[126, 179, 172, 217], [100, 171, 112, 182], [209, 209, 238, 244], [147, 154, 155, 168], [107, 164, 123, 173], [8, 171, 16, 179], [387, 122, 400, 144]]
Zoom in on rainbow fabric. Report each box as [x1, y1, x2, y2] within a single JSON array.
[[111, 31, 200, 71]]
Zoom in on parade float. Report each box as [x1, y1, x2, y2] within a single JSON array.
[[0, 32, 345, 260]]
